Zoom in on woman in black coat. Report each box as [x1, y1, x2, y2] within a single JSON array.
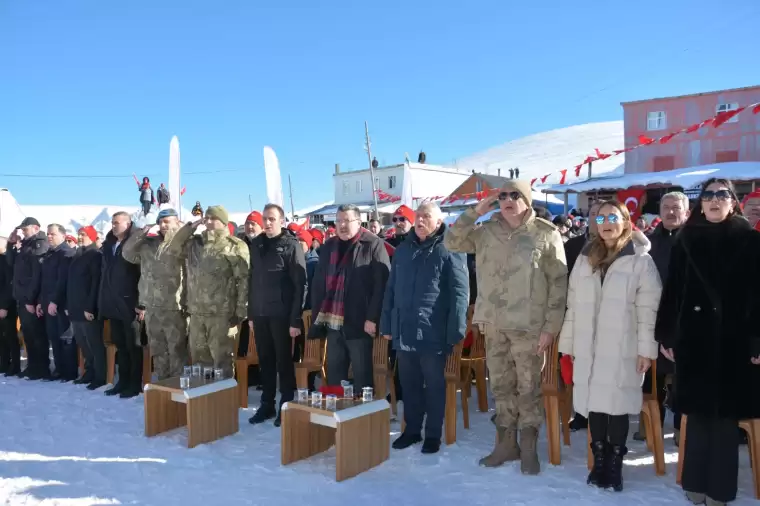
[[655, 178, 760, 504]]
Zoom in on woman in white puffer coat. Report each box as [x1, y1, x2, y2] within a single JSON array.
[[559, 200, 661, 493]]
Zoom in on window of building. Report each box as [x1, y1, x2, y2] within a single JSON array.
[[356, 180, 362, 193], [342, 181, 350, 195], [715, 150, 739, 163], [388, 175, 397, 189], [475, 179, 483, 192], [653, 156, 675, 172], [716, 103, 739, 123], [647, 111, 667, 131]]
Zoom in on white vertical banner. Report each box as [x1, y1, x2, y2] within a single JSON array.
[[400, 153, 414, 208], [168, 136, 182, 217], [263, 146, 285, 208]]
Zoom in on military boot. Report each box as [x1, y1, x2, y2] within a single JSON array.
[[479, 427, 520, 467], [605, 444, 627, 492], [519, 427, 541, 475]]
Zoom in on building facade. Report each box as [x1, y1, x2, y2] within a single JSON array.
[[622, 85, 760, 174]]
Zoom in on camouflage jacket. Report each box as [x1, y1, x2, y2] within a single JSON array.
[[122, 228, 186, 311], [163, 224, 249, 318], [444, 207, 568, 336]]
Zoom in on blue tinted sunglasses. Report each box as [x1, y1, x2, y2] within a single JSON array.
[[595, 214, 620, 225]]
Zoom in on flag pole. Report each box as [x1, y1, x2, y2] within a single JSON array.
[[365, 121, 380, 220]]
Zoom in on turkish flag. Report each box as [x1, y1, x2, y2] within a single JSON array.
[[617, 189, 646, 221]]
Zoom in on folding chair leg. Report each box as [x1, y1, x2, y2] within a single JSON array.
[[444, 382, 457, 445]]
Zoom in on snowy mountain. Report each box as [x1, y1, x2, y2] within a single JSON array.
[[454, 121, 625, 186]]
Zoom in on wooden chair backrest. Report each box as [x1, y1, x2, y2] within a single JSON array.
[[541, 338, 560, 388], [303, 310, 312, 337], [463, 305, 485, 359], [445, 342, 463, 381], [245, 323, 259, 362], [372, 335, 389, 368], [645, 360, 658, 399], [300, 311, 324, 366]]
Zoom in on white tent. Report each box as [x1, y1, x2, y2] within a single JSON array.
[[0, 189, 28, 237]]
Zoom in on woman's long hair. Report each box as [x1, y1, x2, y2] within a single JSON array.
[[587, 200, 633, 274], [684, 177, 743, 227]]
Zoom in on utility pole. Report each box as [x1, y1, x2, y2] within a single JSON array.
[[288, 174, 296, 221], [364, 121, 380, 220]]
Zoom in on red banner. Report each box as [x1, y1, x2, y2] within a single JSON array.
[[617, 189, 646, 221]]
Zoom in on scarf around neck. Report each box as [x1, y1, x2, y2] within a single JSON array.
[[314, 230, 362, 330]]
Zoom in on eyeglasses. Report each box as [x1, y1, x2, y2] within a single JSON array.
[[498, 191, 521, 201], [595, 214, 620, 225], [336, 219, 359, 226], [392, 217, 407, 223], [700, 189, 733, 201]]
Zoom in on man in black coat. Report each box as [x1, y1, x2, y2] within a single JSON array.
[[99, 212, 143, 398], [310, 204, 391, 393], [67, 226, 105, 389], [0, 237, 20, 376], [635, 191, 689, 442], [247, 204, 306, 427], [41, 224, 77, 382], [6, 218, 50, 379]]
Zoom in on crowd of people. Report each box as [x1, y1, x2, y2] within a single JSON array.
[[1, 179, 760, 504]]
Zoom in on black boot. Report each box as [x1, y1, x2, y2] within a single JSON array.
[[392, 432, 422, 450], [248, 404, 276, 424], [587, 441, 607, 488], [105, 382, 126, 396], [606, 444, 627, 492]]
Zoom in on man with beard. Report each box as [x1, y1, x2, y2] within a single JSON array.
[[742, 190, 760, 230], [67, 226, 106, 389], [6, 218, 50, 379], [122, 209, 188, 380], [41, 224, 77, 381], [0, 237, 20, 377], [634, 191, 690, 443], [386, 205, 414, 247], [100, 212, 143, 398], [247, 204, 306, 427]]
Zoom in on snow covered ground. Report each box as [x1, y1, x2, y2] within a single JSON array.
[[1, 375, 758, 505]]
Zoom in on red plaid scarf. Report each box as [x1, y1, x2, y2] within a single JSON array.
[[314, 230, 362, 330]]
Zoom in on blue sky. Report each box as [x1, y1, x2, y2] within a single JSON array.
[[2, 0, 759, 212]]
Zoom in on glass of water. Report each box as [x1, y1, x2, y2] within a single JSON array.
[[325, 394, 337, 410], [362, 386, 374, 402], [311, 391, 323, 406], [203, 367, 213, 380], [341, 380, 354, 400], [214, 368, 224, 380], [180, 375, 190, 389], [191, 364, 201, 377], [183, 366, 192, 377], [297, 388, 309, 403]]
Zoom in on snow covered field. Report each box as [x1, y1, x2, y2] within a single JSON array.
[[1, 375, 757, 505]]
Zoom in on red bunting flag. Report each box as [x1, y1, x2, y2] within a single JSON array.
[[574, 165, 583, 177], [659, 133, 677, 144], [638, 135, 655, 145], [754, 104, 760, 114], [594, 149, 611, 160], [530, 178, 538, 186], [559, 169, 568, 185], [713, 107, 745, 128], [540, 174, 550, 184]]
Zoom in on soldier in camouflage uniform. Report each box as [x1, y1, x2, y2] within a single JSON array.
[[164, 205, 249, 377], [122, 208, 187, 380], [445, 179, 567, 475]]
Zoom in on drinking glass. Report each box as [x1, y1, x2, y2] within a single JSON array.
[[203, 367, 213, 380], [214, 368, 224, 380], [180, 375, 190, 389], [362, 386, 374, 402], [191, 364, 201, 377], [311, 391, 323, 406], [341, 380, 354, 400], [183, 366, 192, 377], [326, 394, 337, 410], [297, 388, 309, 403]]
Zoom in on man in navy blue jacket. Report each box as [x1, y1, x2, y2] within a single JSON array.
[[380, 202, 469, 454]]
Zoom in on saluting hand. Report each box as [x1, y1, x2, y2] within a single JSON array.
[[474, 191, 499, 216]]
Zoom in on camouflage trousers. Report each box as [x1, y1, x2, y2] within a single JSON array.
[[483, 327, 544, 430], [188, 314, 237, 378], [144, 309, 188, 380]]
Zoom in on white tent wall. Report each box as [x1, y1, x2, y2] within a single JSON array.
[[0, 189, 28, 237]]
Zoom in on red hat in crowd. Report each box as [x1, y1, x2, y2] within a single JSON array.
[[79, 226, 98, 243], [246, 211, 263, 228], [309, 228, 324, 245], [741, 190, 760, 209], [650, 217, 662, 228], [65, 234, 77, 243], [287, 222, 300, 233], [327, 227, 336, 234], [296, 228, 313, 245], [393, 204, 415, 223]]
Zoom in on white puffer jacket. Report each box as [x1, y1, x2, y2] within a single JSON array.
[[558, 231, 662, 417]]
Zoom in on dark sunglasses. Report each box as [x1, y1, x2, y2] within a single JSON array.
[[595, 214, 620, 225], [392, 216, 407, 223], [498, 191, 522, 201], [700, 189, 733, 201]]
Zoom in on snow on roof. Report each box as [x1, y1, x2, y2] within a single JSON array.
[[454, 121, 624, 184], [543, 161, 760, 194]]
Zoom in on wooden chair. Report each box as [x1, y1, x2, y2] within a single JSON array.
[[542, 338, 572, 466], [295, 311, 325, 390], [371, 334, 397, 417], [235, 322, 258, 408], [459, 306, 488, 429], [676, 417, 760, 498], [586, 361, 665, 476]]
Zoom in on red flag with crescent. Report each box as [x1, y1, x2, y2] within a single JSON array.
[[617, 189, 646, 221]]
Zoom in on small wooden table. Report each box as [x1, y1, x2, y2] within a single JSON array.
[[144, 376, 239, 448], [281, 398, 390, 482]]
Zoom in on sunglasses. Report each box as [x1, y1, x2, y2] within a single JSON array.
[[498, 191, 522, 201], [700, 189, 733, 201], [595, 214, 620, 225], [392, 217, 407, 223]]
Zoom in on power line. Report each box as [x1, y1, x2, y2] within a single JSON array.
[[0, 168, 249, 179]]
